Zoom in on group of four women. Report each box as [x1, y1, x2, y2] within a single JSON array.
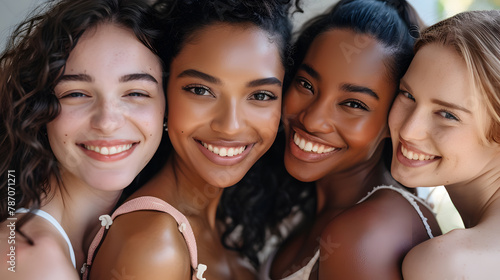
[[0, 0, 499, 279]]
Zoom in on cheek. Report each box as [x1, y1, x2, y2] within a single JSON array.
[[340, 114, 388, 148], [251, 103, 281, 142], [283, 90, 308, 117], [388, 101, 405, 134]]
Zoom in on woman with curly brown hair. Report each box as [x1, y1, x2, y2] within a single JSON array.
[[0, 0, 165, 278]]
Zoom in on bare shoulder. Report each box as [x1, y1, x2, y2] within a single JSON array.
[[0, 218, 78, 280], [403, 228, 499, 279], [90, 210, 191, 280], [318, 188, 432, 279]]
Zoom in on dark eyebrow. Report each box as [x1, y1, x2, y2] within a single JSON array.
[[58, 74, 93, 83], [119, 73, 158, 84], [299, 63, 320, 80], [247, 77, 282, 88], [340, 84, 379, 100], [431, 99, 472, 114], [178, 69, 221, 84]]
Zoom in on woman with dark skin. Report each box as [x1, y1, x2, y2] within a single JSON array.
[[389, 10, 500, 279], [0, 0, 165, 279], [256, 1, 442, 279], [87, 1, 298, 279]]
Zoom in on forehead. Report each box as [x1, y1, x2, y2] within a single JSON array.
[[64, 23, 161, 77], [170, 23, 283, 78], [306, 28, 390, 73], [406, 44, 480, 108], [302, 28, 395, 98]]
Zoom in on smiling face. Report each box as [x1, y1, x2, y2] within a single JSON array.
[[283, 29, 396, 182], [389, 43, 500, 187], [167, 23, 283, 188], [47, 23, 165, 192]]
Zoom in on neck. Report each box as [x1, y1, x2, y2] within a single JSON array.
[[40, 175, 122, 267], [445, 168, 500, 228], [143, 154, 224, 230], [316, 144, 398, 212]]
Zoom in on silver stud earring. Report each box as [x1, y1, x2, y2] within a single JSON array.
[[163, 122, 168, 132]]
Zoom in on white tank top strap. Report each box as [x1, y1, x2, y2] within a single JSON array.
[[357, 185, 434, 238], [261, 249, 319, 280], [16, 208, 76, 268]]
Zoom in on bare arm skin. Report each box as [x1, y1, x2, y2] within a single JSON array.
[[0, 219, 78, 280], [318, 190, 436, 280], [89, 211, 191, 280]]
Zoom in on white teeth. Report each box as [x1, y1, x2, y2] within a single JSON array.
[[304, 142, 313, 152], [201, 141, 246, 157], [401, 145, 436, 161], [299, 138, 306, 150], [84, 144, 133, 155], [293, 132, 336, 154]]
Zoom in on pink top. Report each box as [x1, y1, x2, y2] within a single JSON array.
[[81, 196, 207, 280]]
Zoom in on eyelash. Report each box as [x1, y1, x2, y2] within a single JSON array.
[[399, 90, 460, 122], [341, 99, 369, 111], [250, 91, 277, 101], [182, 84, 277, 102], [182, 84, 213, 97], [399, 90, 415, 101], [296, 77, 314, 93], [437, 110, 460, 121], [60, 91, 88, 98], [126, 91, 150, 97]]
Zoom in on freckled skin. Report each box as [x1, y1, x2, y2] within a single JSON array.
[[389, 43, 500, 280]]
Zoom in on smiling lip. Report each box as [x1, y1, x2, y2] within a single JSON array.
[[288, 129, 339, 162], [196, 140, 253, 166], [395, 141, 440, 167], [78, 140, 139, 162]]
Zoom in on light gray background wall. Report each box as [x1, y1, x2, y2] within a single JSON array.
[[0, 0, 438, 52]]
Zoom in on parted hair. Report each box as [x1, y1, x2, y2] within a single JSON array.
[[415, 10, 500, 143]]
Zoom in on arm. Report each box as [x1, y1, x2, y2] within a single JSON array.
[[403, 230, 468, 280], [317, 194, 423, 280], [0, 222, 78, 280], [89, 211, 191, 280]]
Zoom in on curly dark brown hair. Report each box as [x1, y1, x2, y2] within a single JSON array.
[[0, 0, 162, 225]]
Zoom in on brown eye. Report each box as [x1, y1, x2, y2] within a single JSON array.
[[182, 84, 213, 97], [250, 91, 277, 101], [297, 78, 314, 93]]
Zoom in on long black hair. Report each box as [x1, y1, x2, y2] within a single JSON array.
[[218, 0, 424, 269]]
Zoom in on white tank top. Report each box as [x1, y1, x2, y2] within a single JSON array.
[[16, 208, 76, 268], [260, 185, 435, 280]]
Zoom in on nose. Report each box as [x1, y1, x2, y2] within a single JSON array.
[[90, 98, 126, 134], [299, 97, 335, 134], [396, 106, 429, 142], [210, 98, 244, 136]]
